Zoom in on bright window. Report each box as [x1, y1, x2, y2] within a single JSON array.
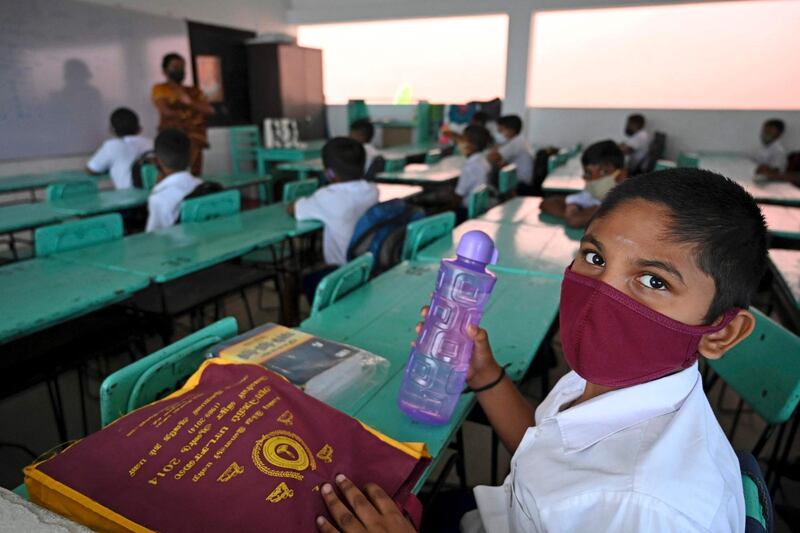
[[528, 1, 800, 110], [297, 15, 508, 105]]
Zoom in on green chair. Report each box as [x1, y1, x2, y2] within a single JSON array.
[[738, 451, 772, 533], [677, 152, 700, 168], [180, 190, 241, 223], [283, 178, 319, 203], [46, 180, 98, 201], [229, 125, 270, 178], [34, 213, 123, 257], [708, 308, 800, 486], [654, 159, 677, 171], [140, 163, 158, 191], [347, 99, 370, 126], [467, 185, 491, 219], [498, 164, 518, 196], [384, 158, 406, 173], [415, 100, 432, 145], [425, 149, 442, 165], [310, 254, 374, 317], [401, 212, 456, 261], [99, 318, 238, 427]]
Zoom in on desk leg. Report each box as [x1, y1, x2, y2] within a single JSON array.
[[277, 239, 301, 326]]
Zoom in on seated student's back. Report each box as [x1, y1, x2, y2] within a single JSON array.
[[86, 108, 151, 189], [491, 115, 534, 185], [291, 137, 379, 266], [454, 125, 492, 209], [349, 119, 379, 173], [146, 129, 201, 232]]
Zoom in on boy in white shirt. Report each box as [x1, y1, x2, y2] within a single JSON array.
[[86, 108, 152, 189], [449, 125, 492, 222], [541, 140, 626, 228], [350, 119, 380, 173], [313, 169, 763, 533], [145, 129, 201, 232], [487, 115, 534, 192], [755, 118, 787, 175], [288, 137, 379, 303], [619, 113, 649, 175]]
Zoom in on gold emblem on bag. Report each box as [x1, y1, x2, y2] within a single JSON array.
[[266, 482, 295, 503], [252, 430, 316, 480], [316, 444, 334, 463], [217, 462, 245, 483], [277, 410, 294, 426]]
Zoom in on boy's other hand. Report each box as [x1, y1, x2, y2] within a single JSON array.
[[177, 91, 193, 106], [316, 474, 416, 533]]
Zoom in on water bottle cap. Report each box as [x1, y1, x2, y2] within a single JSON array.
[[456, 230, 498, 265]]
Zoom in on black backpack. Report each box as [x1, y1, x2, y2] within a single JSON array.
[[130, 150, 157, 189], [347, 200, 425, 275]]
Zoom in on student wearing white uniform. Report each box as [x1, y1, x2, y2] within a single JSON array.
[[145, 129, 201, 232], [488, 115, 534, 190], [450, 125, 492, 222], [619, 113, 649, 174], [755, 118, 787, 175], [289, 137, 378, 303], [350, 119, 380, 173], [541, 140, 626, 228], [313, 170, 763, 533], [86, 108, 152, 189]]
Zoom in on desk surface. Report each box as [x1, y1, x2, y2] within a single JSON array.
[[50, 188, 150, 217], [699, 155, 800, 206], [376, 156, 464, 185], [377, 184, 424, 203], [769, 249, 800, 309], [0, 202, 71, 234], [206, 173, 271, 189], [0, 257, 149, 344], [300, 261, 561, 463], [0, 170, 108, 194], [417, 219, 579, 277], [761, 204, 800, 240], [482, 197, 585, 236], [277, 143, 443, 174], [262, 140, 327, 162], [541, 155, 583, 194]]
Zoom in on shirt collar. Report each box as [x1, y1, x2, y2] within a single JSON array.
[[152, 170, 196, 193], [543, 364, 700, 453]]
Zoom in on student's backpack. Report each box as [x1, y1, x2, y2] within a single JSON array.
[[365, 155, 386, 182], [185, 180, 224, 200], [635, 131, 667, 175], [347, 200, 425, 275], [130, 150, 157, 189]]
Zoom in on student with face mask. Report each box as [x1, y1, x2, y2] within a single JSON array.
[[540, 140, 626, 228], [755, 118, 787, 176], [487, 115, 534, 192], [151, 52, 214, 176], [619, 113, 649, 174]]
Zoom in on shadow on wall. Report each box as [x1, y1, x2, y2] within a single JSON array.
[[48, 59, 105, 146]]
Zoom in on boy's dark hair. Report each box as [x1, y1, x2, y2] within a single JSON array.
[[161, 52, 185, 71], [110, 107, 140, 137], [595, 168, 768, 323], [497, 115, 522, 135], [581, 140, 625, 169], [350, 119, 375, 142], [764, 118, 785, 135], [627, 114, 645, 128], [154, 128, 191, 171], [471, 111, 489, 126], [322, 137, 366, 181], [463, 125, 492, 152]]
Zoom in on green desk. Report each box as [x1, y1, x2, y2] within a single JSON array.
[[0, 171, 109, 200], [300, 261, 562, 485], [761, 204, 800, 240], [207, 173, 271, 190], [699, 155, 800, 206], [541, 154, 583, 194], [0, 258, 149, 344], [0, 203, 71, 234], [377, 184, 423, 203], [376, 156, 464, 185], [277, 143, 444, 178], [482, 197, 585, 237], [276, 158, 325, 178], [417, 219, 579, 277], [50, 189, 150, 217], [262, 140, 327, 162]]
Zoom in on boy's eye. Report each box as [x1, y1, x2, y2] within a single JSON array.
[[583, 251, 605, 267], [638, 274, 667, 291]]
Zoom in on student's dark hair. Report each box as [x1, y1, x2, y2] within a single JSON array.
[[109, 107, 140, 137], [350, 119, 375, 142], [595, 168, 768, 323], [627, 114, 645, 128], [497, 115, 522, 135], [764, 118, 785, 135], [154, 128, 191, 170], [471, 111, 489, 126], [581, 140, 625, 169], [463, 124, 492, 152], [161, 52, 185, 71], [322, 137, 366, 181]]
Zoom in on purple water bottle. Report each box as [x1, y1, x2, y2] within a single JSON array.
[[398, 230, 498, 424]]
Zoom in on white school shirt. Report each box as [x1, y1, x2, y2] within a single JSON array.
[[363, 142, 380, 172], [87, 135, 152, 189], [456, 152, 491, 207], [623, 129, 650, 169], [145, 171, 201, 232], [755, 139, 787, 172], [294, 180, 379, 266], [464, 363, 745, 533], [498, 135, 534, 185]]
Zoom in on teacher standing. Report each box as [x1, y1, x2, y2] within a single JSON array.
[[151, 53, 214, 175]]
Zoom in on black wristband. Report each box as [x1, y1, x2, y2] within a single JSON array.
[[464, 364, 509, 394]]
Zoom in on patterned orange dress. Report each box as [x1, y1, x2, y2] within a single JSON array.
[[151, 82, 210, 175]]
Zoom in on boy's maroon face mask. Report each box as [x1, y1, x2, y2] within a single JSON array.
[[559, 267, 740, 387]]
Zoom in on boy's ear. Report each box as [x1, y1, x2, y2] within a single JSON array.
[[698, 309, 756, 360]]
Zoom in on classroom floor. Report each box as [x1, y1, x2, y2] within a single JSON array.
[[0, 280, 798, 532]]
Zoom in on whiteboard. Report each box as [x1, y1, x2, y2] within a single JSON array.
[[0, 0, 191, 161]]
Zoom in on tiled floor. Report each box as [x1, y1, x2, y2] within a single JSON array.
[[0, 280, 798, 531]]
